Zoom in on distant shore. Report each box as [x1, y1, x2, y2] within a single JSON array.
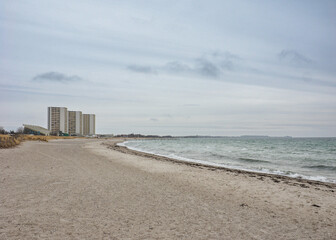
[[1, 138, 335, 239]]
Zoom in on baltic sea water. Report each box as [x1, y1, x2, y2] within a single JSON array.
[[120, 137, 336, 183]]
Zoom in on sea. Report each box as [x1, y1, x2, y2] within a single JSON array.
[[119, 137, 336, 183]]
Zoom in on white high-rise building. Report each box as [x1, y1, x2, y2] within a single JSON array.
[[68, 111, 82, 135], [48, 107, 68, 135], [83, 114, 95, 135]]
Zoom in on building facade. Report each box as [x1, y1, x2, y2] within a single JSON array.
[[68, 111, 83, 135], [48, 107, 68, 135], [83, 114, 96, 135], [23, 124, 50, 136]]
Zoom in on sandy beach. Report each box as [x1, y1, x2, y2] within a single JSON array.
[[1, 139, 335, 239]]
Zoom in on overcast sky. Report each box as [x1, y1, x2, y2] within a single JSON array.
[[1, 0, 336, 136]]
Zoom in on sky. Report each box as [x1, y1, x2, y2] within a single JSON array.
[[1, 0, 336, 137]]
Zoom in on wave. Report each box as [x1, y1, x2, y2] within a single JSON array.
[[238, 157, 270, 163], [208, 152, 231, 159], [303, 165, 336, 171], [207, 153, 270, 164]]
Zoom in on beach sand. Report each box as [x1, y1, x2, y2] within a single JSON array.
[[0, 138, 335, 239]]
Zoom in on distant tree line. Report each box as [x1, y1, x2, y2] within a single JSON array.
[[0, 126, 24, 135], [115, 133, 173, 138]]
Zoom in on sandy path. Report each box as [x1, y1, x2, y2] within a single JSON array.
[[0, 139, 335, 239]]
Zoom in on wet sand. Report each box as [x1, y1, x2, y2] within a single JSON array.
[[1, 138, 335, 239]]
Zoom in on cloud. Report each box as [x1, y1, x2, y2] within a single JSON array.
[[32, 72, 82, 83], [278, 50, 312, 66], [150, 118, 159, 122], [126, 51, 240, 79], [211, 51, 240, 71], [127, 65, 156, 74], [193, 51, 240, 77], [164, 61, 191, 73], [123, 50, 332, 91], [195, 58, 220, 78], [163, 58, 220, 78], [163, 51, 240, 78]]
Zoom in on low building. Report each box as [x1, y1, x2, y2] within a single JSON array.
[[23, 124, 50, 136]]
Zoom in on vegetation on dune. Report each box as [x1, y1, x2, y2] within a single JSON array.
[[0, 126, 87, 148], [0, 135, 25, 148], [0, 134, 77, 149]]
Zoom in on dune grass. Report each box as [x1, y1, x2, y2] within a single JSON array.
[[0, 135, 78, 148]]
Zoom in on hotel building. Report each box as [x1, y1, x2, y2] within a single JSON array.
[[68, 111, 83, 135], [48, 107, 68, 135], [83, 114, 96, 135]]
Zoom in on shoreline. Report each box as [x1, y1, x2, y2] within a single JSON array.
[[104, 140, 336, 190], [1, 139, 336, 239]]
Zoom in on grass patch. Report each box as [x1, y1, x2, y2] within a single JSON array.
[[0, 135, 79, 148]]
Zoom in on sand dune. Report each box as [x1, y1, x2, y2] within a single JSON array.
[[0, 139, 335, 239]]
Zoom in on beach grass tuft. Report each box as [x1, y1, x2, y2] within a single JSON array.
[[0, 134, 77, 148]]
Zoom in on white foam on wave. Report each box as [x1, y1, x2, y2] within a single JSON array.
[[117, 141, 336, 184], [117, 141, 128, 147]]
